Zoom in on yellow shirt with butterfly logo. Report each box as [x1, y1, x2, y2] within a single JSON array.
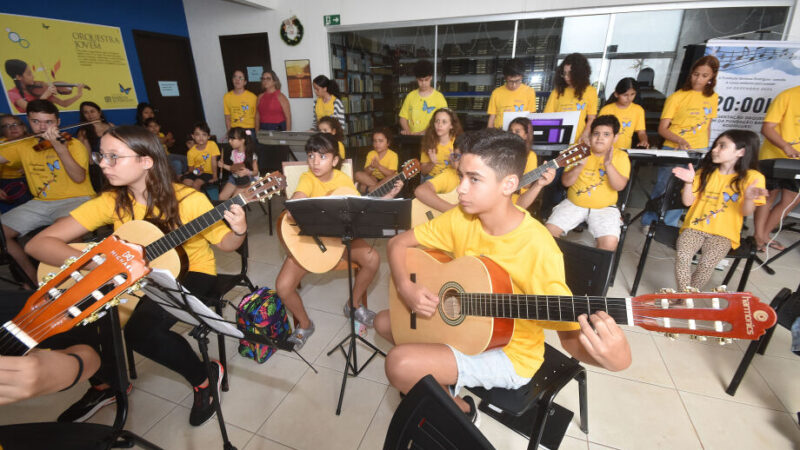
[[0, 139, 94, 201], [295, 169, 356, 198], [487, 85, 537, 129], [544, 86, 599, 143], [223, 90, 258, 129], [364, 149, 398, 180], [661, 90, 718, 150], [421, 138, 454, 177], [70, 184, 230, 275], [598, 102, 646, 150], [566, 150, 630, 209], [759, 85, 800, 160], [186, 141, 221, 175], [681, 169, 765, 249], [0, 138, 23, 179], [413, 205, 577, 378], [399, 89, 449, 133]]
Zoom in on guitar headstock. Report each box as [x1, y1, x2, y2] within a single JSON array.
[[242, 171, 286, 204], [631, 288, 776, 341], [400, 159, 422, 181], [8, 236, 149, 353], [554, 143, 591, 168]]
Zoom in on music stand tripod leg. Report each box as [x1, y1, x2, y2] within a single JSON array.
[[326, 238, 386, 415], [189, 325, 237, 450]]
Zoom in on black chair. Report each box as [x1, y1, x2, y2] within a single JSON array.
[[630, 176, 758, 296], [726, 285, 800, 396], [465, 237, 604, 449], [0, 214, 36, 288], [384, 375, 493, 450], [0, 308, 162, 450]]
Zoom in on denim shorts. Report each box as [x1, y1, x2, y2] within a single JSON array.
[[447, 346, 532, 396]]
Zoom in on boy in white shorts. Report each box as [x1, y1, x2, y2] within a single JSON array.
[[546, 115, 630, 251], [374, 129, 631, 424]]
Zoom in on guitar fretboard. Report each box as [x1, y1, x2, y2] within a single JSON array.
[[0, 325, 34, 356], [144, 195, 246, 261], [368, 169, 411, 199], [518, 159, 559, 188], [459, 294, 631, 325]]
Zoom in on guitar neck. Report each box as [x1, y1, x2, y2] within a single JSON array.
[[368, 171, 406, 198], [460, 293, 631, 325], [519, 159, 558, 188], [144, 195, 246, 261]]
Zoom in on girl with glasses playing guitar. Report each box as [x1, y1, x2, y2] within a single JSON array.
[[26, 125, 248, 426]]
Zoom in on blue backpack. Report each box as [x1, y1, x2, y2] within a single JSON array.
[[236, 287, 292, 363]]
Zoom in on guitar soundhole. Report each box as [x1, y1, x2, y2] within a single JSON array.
[[438, 283, 465, 326]]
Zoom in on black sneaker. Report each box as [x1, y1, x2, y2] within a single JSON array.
[[189, 360, 224, 426], [463, 395, 480, 427], [57, 384, 132, 423]]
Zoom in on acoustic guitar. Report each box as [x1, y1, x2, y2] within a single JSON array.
[[409, 143, 591, 227], [278, 159, 421, 273], [3, 173, 285, 356], [390, 248, 776, 355]]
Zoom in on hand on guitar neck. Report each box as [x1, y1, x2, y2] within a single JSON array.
[[560, 310, 632, 372]]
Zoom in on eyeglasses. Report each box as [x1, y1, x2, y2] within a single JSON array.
[[232, 76, 245, 80], [0, 123, 21, 130], [91, 152, 140, 166], [261, 76, 272, 81], [506, 77, 523, 86]]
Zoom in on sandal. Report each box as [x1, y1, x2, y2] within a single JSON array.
[[767, 241, 786, 252], [287, 321, 315, 350], [343, 303, 376, 327]]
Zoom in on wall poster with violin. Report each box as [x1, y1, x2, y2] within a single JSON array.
[[0, 13, 138, 114]]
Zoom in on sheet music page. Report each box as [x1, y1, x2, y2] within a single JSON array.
[[626, 149, 691, 158]]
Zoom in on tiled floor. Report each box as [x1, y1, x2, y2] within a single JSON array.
[[1, 197, 799, 449]]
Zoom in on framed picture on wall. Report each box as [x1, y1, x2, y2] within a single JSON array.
[[285, 59, 312, 98]]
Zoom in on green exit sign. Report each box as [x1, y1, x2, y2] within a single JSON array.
[[324, 15, 340, 26]]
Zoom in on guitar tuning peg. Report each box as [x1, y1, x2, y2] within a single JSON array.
[[717, 338, 731, 346], [696, 335, 707, 342], [664, 332, 678, 340], [724, 338, 733, 344], [659, 288, 677, 294], [684, 286, 700, 293], [713, 285, 728, 293]]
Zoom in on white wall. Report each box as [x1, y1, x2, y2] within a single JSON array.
[[183, 0, 798, 135]]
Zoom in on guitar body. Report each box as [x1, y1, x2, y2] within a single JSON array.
[[410, 190, 458, 228], [36, 220, 181, 324], [276, 187, 357, 273], [390, 248, 515, 354]]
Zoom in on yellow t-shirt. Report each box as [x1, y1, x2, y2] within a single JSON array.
[[544, 86, 599, 143], [598, 102, 646, 150], [429, 167, 460, 194], [315, 96, 339, 121], [337, 141, 346, 160], [399, 89, 449, 133], [69, 184, 231, 275], [420, 138, 454, 177], [759, 86, 800, 160], [0, 139, 94, 200], [187, 141, 221, 175], [681, 169, 766, 249], [518, 151, 539, 195], [413, 206, 577, 378], [661, 90, 718, 150], [487, 85, 537, 129], [157, 131, 169, 155], [223, 90, 258, 129], [295, 169, 357, 198], [567, 150, 630, 209], [0, 139, 23, 179], [364, 149, 399, 180]]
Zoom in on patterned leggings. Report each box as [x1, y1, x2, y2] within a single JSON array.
[[675, 228, 732, 292]]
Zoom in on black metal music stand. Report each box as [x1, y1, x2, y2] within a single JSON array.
[[142, 269, 316, 450], [284, 196, 411, 415]]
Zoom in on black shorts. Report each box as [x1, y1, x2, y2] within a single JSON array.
[[183, 172, 213, 183], [765, 177, 800, 192]]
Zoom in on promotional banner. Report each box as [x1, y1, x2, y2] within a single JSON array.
[[705, 39, 800, 144], [0, 13, 138, 114]]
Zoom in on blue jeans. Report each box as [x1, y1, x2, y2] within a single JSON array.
[[260, 122, 286, 131], [168, 154, 187, 176], [641, 146, 683, 227]]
